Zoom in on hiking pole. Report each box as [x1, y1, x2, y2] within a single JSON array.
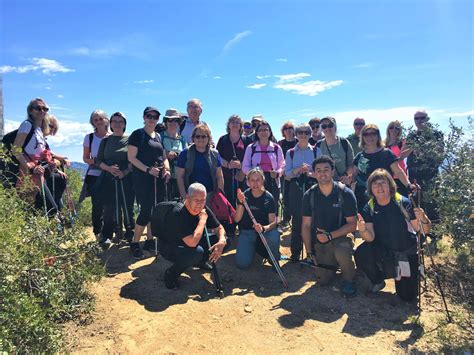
[[238, 189, 288, 288], [40, 174, 49, 216], [60, 163, 77, 225], [300, 177, 306, 263], [119, 179, 131, 230], [204, 226, 224, 298], [410, 189, 426, 316]]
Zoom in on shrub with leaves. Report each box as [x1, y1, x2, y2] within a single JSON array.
[[0, 177, 102, 352]]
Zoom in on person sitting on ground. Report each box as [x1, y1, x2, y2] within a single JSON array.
[[156, 183, 227, 290], [301, 156, 358, 297], [316, 116, 354, 186], [285, 123, 319, 261], [96, 112, 135, 247], [234, 168, 281, 269], [346, 117, 365, 156], [354, 169, 431, 302]]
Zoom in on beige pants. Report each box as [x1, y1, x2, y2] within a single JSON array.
[[313, 236, 356, 284]]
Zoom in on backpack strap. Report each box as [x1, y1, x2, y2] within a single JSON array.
[[179, 117, 187, 133], [340, 137, 349, 155]]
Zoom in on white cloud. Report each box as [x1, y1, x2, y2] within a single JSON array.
[[213, 76, 222, 79], [354, 62, 373, 68], [0, 58, 74, 75], [44, 86, 52, 90], [133, 79, 154, 84], [276, 58, 288, 62], [444, 110, 474, 117], [223, 30, 252, 53], [274, 80, 343, 96], [246, 83, 267, 89], [274, 73, 311, 83], [256, 75, 271, 79], [70, 46, 121, 57], [57, 94, 64, 99]]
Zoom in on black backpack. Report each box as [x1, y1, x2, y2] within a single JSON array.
[[150, 201, 181, 240], [0, 120, 35, 188]]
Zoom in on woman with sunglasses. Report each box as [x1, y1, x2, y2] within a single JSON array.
[[353, 124, 415, 211], [128, 107, 171, 259], [96, 112, 135, 246], [176, 124, 224, 200], [285, 123, 319, 261], [384, 120, 411, 196], [234, 168, 280, 269], [278, 121, 298, 229], [242, 120, 285, 216], [82, 109, 110, 239], [160, 109, 188, 201], [315, 116, 354, 186], [44, 115, 70, 168]]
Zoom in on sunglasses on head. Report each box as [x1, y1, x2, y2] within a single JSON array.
[[310, 124, 320, 129], [32, 106, 49, 113], [321, 123, 335, 130], [354, 122, 365, 126], [145, 113, 160, 120], [194, 134, 208, 139], [363, 131, 378, 137]]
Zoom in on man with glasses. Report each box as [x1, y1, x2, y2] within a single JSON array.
[[406, 110, 444, 221], [347, 117, 365, 156], [315, 117, 354, 186], [285, 124, 319, 261], [308, 117, 323, 146]]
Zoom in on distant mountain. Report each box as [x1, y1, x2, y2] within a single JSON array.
[[70, 161, 88, 178]]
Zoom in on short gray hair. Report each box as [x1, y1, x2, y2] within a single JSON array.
[[295, 123, 311, 135], [187, 182, 207, 197]]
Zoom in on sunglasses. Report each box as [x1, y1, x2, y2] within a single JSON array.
[[310, 124, 320, 129], [48, 124, 56, 129], [414, 117, 426, 121], [321, 123, 335, 130], [145, 114, 160, 120], [283, 127, 294, 131], [93, 117, 105, 122], [111, 120, 125, 124], [32, 106, 49, 113], [243, 124, 252, 129], [388, 126, 401, 131], [363, 131, 378, 137], [166, 118, 179, 123], [354, 122, 365, 126], [194, 134, 208, 139], [257, 128, 270, 133], [297, 131, 311, 135]]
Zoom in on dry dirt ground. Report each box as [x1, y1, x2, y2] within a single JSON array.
[[66, 229, 463, 354]]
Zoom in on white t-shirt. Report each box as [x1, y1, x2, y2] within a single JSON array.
[[83, 132, 105, 176], [18, 120, 47, 158]]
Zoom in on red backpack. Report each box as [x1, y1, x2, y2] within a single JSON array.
[[208, 190, 236, 224]]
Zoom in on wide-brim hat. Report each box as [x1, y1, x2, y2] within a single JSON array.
[[163, 108, 183, 123], [143, 106, 161, 116]]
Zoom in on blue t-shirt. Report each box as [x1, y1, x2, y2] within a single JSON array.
[[177, 148, 222, 193]]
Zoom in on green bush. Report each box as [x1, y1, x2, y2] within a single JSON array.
[[0, 175, 102, 352]]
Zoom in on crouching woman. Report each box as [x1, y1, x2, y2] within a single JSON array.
[[233, 167, 280, 269], [354, 169, 431, 302]]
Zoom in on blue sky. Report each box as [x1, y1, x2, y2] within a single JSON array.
[[2, 0, 473, 161]]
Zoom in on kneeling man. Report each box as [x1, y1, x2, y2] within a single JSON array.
[[156, 183, 227, 289]]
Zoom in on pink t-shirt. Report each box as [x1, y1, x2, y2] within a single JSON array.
[[388, 141, 407, 178], [259, 145, 273, 172]]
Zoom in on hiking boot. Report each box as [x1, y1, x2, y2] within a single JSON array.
[[164, 268, 179, 290], [124, 229, 134, 243], [371, 280, 386, 293], [341, 281, 357, 298], [130, 242, 144, 260], [143, 239, 156, 254], [289, 254, 301, 262]]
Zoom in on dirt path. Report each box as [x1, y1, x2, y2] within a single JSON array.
[[66, 229, 448, 354]]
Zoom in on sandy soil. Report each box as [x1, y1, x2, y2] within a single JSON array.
[[66, 229, 456, 354]]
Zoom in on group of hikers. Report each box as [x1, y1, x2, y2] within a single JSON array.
[[2, 97, 445, 301]]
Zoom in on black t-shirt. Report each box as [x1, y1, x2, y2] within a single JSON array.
[[361, 197, 416, 252], [128, 128, 164, 172], [353, 148, 398, 187], [163, 204, 220, 246], [239, 189, 276, 230], [302, 182, 358, 238], [277, 139, 298, 158]]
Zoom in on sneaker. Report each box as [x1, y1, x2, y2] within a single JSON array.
[[371, 280, 386, 293], [164, 268, 179, 290], [341, 281, 357, 298], [143, 239, 156, 253], [100, 237, 112, 249], [130, 242, 144, 259]]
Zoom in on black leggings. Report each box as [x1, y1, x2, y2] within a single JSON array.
[[133, 171, 165, 226], [355, 242, 419, 302], [263, 171, 280, 215], [34, 171, 67, 215]]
